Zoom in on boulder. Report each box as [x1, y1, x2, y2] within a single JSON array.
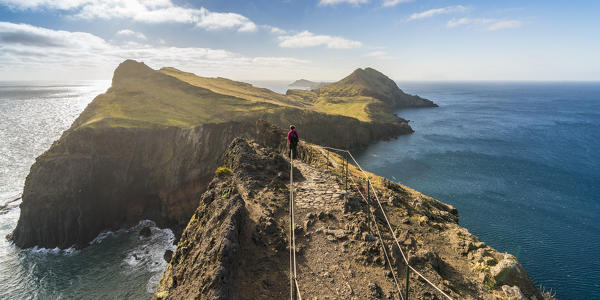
[[140, 226, 152, 237]]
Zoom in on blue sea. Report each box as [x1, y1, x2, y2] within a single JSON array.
[[355, 82, 600, 299], [0, 80, 598, 299], [0, 81, 176, 299]]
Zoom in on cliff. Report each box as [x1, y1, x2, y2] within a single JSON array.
[[10, 60, 423, 249], [154, 138, 547, 300]]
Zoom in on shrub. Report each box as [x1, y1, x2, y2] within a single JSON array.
[[215, 167, 233, 177]]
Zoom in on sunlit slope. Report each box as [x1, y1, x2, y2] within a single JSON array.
[[316, 67, 437, 108], [159, 67, 309, 107], [70, 60, 431, 130], [71, 61, 279, 129]]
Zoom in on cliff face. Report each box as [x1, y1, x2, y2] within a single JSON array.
[[11, 121, 283, 249], [155, 138, 546, 300]]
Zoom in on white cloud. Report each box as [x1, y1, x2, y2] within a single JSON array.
[[116, 29, 146, 40], [269, 26, 287, 35], [318, 0, 369, 6], [0, 0, 90, 10], [382, 0, 412, 7], [447, 17, 471, 28], [487, 20, 522, 30], [447, 18, 522, 30], [0, 22, 308, 80], [363, 50, 393, 59], [407, 5, 468, 21], [0, 0, 258, 32], [278, 31, 362, 49]]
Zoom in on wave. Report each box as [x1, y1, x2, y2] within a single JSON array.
[[27, 245, 79, 256], [89, 219, 162, 245]]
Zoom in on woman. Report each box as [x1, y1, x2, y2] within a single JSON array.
[[287, 125, 299, 159]]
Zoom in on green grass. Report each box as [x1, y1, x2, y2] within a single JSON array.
[[312, 96, 375, 122], [73, 61, 403, 130], [74, 72, 278, 129], [160, 67, 302, 107]]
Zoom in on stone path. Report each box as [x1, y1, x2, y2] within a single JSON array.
[[291, 159, 346, 212]]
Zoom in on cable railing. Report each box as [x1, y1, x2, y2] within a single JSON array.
[[321, 146, 454, 300], [289, 153, 302, 300]]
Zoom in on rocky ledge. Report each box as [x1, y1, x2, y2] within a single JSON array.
[[154, 138, 550, 300]]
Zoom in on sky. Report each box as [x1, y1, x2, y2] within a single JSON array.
[[0, 0, 599, 81]]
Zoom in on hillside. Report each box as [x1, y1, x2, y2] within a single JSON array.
[[318, 67, 437, 108]]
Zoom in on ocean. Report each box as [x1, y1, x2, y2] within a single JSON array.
[[0, 81, 176, 299], [355, 82, 600, 299], [0, 80, 598, 299]]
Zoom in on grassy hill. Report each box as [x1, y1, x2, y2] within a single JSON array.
[[71, 60, 435, 130], [316, 67, 437, 108]]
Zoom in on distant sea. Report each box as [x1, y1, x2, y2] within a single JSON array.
[[0, 80, 598, 299], [0, 81, 176, 299], [354, 82, 600, 300]]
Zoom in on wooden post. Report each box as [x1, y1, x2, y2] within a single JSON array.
[[344, 156, 348, 192], [405, 250, 410, 300], [367, 179, 370, 203]]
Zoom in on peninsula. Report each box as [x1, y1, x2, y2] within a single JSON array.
[[10, 60, 548, 299]]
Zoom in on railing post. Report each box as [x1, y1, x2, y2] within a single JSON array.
[[326, 150, 329, 169], [405, 249, 410, 300], [344, 156, 348, 192], [293, 281, 298, 300], [367, 179, 370, 203]]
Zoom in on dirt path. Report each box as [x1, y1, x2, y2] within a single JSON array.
[[293, 160, 346, 212], [288, 159, 399, 300]]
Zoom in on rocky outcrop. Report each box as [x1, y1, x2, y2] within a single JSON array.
[[155, 138, 548, 300], [155, 138, 292, 299]]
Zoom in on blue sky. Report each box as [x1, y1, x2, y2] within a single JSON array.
[[0, 0, 599, 81]]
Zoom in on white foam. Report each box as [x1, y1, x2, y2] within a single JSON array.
[[27, 245, 79, 256]]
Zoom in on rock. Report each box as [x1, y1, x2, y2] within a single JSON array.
[[140, 226, 152, 237], [403, 237, 416, 248], [408, 249, 445, 274], [325, 229, 347, 240], [421, 291, 440, 300], [499, 285, 526, 299], [318, 211, 326, 220], [362, 232, 376, 242], [367, 282, 383, 298], [294, 225, 304, 236], [164, 250, 173, 263], [491, 255, 529, 286], [304, 219, 314, 230]]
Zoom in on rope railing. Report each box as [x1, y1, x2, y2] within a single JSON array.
[[347, 169, 405, 300], [289, 153, 302, 300], [321, 146, 454, 300]]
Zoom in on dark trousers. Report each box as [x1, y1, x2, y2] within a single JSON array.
[[289, 142, 298, 159]]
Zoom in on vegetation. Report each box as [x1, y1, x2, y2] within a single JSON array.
[[215, 167, 233, 177], [72, 60, 428, 130]]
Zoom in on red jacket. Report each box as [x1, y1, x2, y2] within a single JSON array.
[[287, 129, 299, 144]]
